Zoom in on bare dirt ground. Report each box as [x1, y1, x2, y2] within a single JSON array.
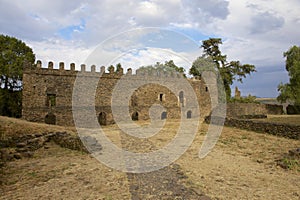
[[0, 116, 299, 199]]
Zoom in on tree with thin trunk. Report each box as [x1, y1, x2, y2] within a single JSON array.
[[189, 38, 256, 100], [0, 34, 35, 117]]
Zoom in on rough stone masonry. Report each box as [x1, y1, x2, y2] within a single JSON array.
[[22, 61, 212, 126]]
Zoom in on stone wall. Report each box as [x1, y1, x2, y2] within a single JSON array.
[[22, 61, 211, 126], [224, 118, 300, 140], [265, 104, 284, 115], [226, 103, 283, 118]]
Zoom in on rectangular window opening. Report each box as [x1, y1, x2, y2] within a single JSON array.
[[159, 93, 164, 102], [46, 94, 56, 107]]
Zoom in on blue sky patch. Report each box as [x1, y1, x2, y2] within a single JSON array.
[[58, 19, 86, 40]]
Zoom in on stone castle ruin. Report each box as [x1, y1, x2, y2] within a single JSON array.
[[22, 61, 213, 126]]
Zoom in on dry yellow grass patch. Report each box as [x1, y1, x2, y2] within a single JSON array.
[[1, 116, 300, 199]]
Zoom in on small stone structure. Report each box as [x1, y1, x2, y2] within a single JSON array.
[[22, 61, 212, 126], [234, 87, 241, 98]]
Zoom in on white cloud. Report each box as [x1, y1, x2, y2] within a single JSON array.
[[27, 39, 91, 68], [1, 0, 300, 97], [181, 0, 230, 21], [110, 47, 199, 73], [84, 28, 200, 73]]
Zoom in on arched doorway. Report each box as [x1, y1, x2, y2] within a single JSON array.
[[187, 110, 192, 119], [132, 111, 139, 121], [161, 111, 167, 120], [98, 112, 107, 125], [45, 112, 56, 125]]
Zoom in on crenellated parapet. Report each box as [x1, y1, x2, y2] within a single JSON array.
[[26, 60, 133, 76], [24, 60, 124, 78], [24, 60, 191, 81]]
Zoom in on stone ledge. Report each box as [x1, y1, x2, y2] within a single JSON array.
[[0, 132, 96, 164]]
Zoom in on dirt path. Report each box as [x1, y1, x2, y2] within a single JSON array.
[[126, 165, 209, 200], [120, 131, 210, 199]]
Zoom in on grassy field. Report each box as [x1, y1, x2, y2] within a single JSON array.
[[0, 116, 300, 199]]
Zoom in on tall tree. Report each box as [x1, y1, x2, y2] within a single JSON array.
[[277, 45, 300, 105], [0, 35, 35, 117], [189, 38, 256, 100]]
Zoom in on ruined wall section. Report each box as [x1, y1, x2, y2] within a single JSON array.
[[23, 61, 212, 126], [23, 61, 78, 126], [131, 83, 180, 120], [189, 79, 211, 120], [94, 66, 124, 125], [128, 73, 211, 121]]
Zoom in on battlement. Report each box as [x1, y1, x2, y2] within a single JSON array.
[[34, 60, 111, 74], [24, 60, 190, 79]]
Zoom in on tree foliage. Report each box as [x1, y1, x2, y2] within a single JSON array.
[[277, 45, 300, 105], [0, 34, 35, 117], [116, 63, 123, 72], [189, 56, 216, 77], [189, 38, 256, 100], [139, 60, 186, 77]]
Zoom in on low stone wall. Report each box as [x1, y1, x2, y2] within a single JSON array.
[[265, 104, 284, 115], [226, 103, 266, 117], [224, 118, 300, 140], [226, 103, 283, 118], [0, 132, 99, 163]]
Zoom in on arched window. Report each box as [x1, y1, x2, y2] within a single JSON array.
[[179, 91, 184, 103], [161, 111, 167, 120], [187, 110, 192, 119], [98, 112, 107, 125], [45, 112, 56, 125], [132, 111, 139, 121]]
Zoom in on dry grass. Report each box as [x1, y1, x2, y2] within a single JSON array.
[[0, 116, 76, 139], [1, 142, 131, 200], [176, 123, 300, 199], [1, 116, 300, 199], [253, 115, 300, 126]]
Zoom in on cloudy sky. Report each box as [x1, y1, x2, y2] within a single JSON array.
[[1, 0, 300, 97]]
